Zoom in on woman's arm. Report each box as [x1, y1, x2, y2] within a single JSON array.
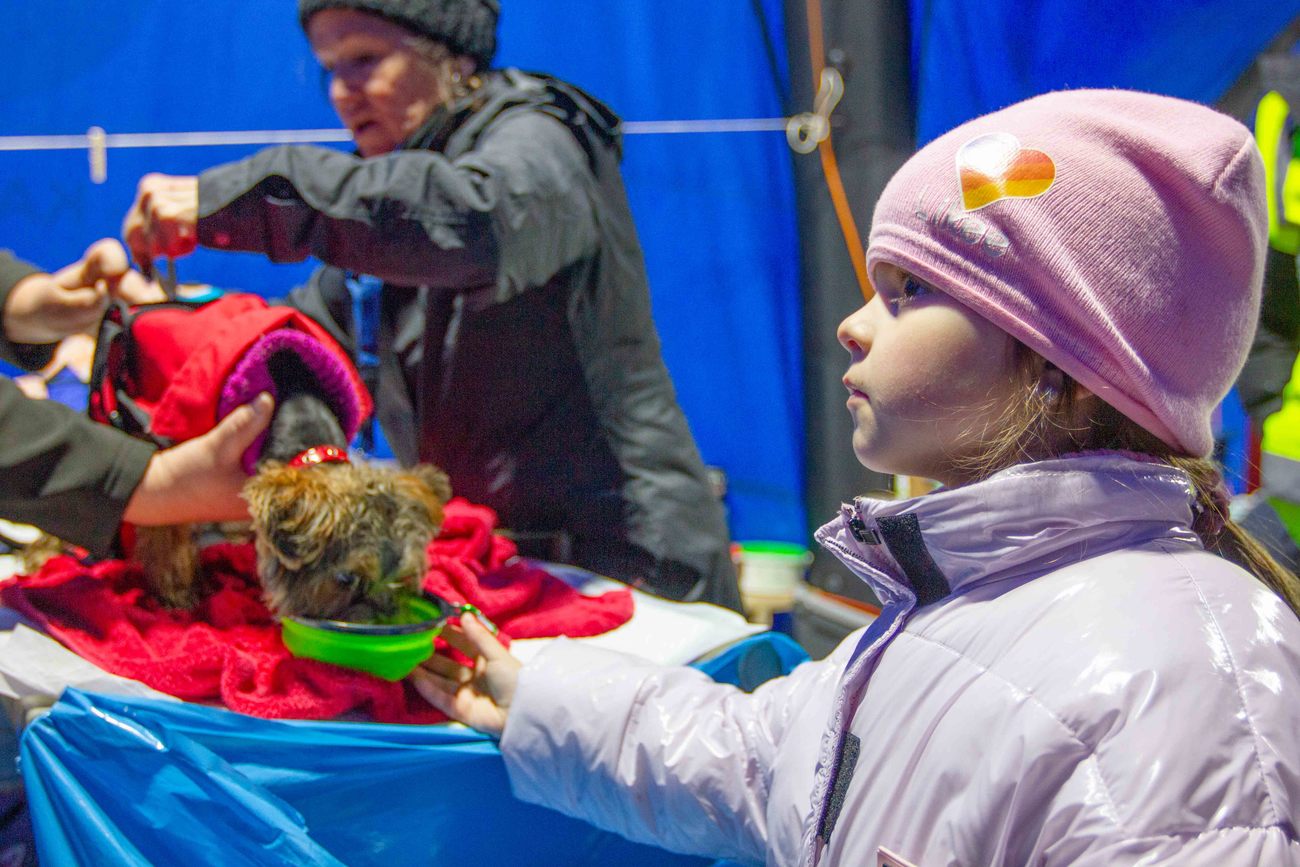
[[0, 251, 49, 369], [191, 109, 600, 291], [1, 241, 159, 369], [0, 375, 154, 554], [0, 385, 272, 556]]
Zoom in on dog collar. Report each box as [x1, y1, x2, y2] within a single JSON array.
[[288, 445, 350, 468]]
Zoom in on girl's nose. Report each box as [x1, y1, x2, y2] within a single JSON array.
[[837, 303, 873, 356]]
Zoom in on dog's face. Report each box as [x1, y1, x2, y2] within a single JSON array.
[[243, 462, 452, 621]]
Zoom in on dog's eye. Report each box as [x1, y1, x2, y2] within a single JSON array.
[[334, 572, 361, 592]]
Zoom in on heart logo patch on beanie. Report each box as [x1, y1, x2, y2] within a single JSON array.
[[957, 133, 1056, 211]]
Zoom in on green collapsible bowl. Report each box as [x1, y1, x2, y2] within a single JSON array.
[[281, 594, 445, 681]]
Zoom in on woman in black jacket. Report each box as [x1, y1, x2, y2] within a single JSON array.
[[123, 1, 741, 610]]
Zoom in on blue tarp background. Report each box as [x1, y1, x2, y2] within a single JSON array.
[[0, 0, 807, 545], [911, 0, 1299, 143]]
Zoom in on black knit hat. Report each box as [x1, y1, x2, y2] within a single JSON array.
[[299, 0, 499, 67]]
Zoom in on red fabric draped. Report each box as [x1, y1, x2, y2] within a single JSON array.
[[1, 499, 632, 723]]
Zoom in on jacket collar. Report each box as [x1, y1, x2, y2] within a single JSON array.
[[815, 453, 1202, 608], [399, 68, 622, 161]]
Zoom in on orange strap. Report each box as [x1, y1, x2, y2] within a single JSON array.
[[804, 0, 873, 301]]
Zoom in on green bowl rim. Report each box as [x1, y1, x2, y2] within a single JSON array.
[[284, 593, 445, 636]]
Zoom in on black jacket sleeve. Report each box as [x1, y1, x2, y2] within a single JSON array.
[[0, 250, 57, 370], [0, 375, 156, 555], [196, 108, 600, 296], [0, 250, 156, 554]]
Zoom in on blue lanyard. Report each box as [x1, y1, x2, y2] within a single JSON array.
[[344, 272, 383, 455]]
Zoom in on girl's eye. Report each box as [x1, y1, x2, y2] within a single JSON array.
[[889, 276, 930, 311]]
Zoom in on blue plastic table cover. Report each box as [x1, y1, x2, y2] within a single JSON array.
[[21, 632, 809, 866]]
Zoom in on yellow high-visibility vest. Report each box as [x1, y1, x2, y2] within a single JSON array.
[[1257, 90, 1300, 255]]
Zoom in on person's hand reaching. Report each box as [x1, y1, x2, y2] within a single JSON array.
[[122, 173, 200, 274], [3, 239, 134, 344], [123, 393, 274, 526], [412, 612, 520, 737]]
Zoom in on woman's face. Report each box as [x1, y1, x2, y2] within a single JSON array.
[[837, 262, 1021, 488], [308, 8, 448, 157]]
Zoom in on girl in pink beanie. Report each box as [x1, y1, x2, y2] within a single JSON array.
[[414, 90, 1300, 866]]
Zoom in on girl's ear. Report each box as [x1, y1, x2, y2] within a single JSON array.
[[1037, 363, 1095, 409], [1038, 363, 1067, 399], [1039, 364, 1099, 425]]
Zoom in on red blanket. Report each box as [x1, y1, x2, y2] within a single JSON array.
[[0, 499, 632, 723]]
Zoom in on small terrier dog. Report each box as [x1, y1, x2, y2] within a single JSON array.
[[134, 346, 452, 621]]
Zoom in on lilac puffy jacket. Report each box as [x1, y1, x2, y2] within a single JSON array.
[[501, 454, 1300, 866]]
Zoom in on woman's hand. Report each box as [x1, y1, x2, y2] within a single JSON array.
[[122, 173, 200, 273], [3, 239, 132, 344], [412, 613, 520, 737]]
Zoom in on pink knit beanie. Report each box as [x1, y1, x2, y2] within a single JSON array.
[[866, 89, 1267, 457]]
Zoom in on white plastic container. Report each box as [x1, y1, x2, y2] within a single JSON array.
[[734, 541, 813, 624]]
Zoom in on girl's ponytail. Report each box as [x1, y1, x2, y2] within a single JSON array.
[[1171, 455, 1300, 618], [966, 343, 1300, 621]]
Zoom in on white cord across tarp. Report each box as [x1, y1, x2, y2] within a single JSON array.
[[0, 116, 812, 183], [0, 119, 791, 186], [0, 118, 791, 152], [0, 129, 355, 151]]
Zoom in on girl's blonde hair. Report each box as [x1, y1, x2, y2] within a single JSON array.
[[960, 342, 1300, 619]]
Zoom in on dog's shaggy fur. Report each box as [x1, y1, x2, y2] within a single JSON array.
[[244, 461, 450, 621], [133, 347, 452, 620]]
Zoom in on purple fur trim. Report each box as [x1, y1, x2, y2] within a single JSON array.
[[218, 329, 364, 474]]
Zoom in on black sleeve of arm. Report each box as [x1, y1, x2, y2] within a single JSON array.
[[196, 111, 599, 296], [197, 144, 500, 288], [0, 250, 57, 370], [0, 377, 156, 556]]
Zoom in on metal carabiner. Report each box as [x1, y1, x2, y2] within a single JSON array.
[[786, 66, 845, 154]]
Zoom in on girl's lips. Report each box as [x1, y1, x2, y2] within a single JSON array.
[[843, 379, 868, 402]]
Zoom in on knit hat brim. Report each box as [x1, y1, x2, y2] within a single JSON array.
[[299, 0, 498, 67]]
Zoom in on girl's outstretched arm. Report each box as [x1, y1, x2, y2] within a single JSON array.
[[483, 634, 851, 865]]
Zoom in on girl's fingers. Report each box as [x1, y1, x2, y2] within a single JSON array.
[[409, 668, 457, 715], [422, 651, 472, 684], [438, 624, 477, 658], [460, 612, 511, 661]]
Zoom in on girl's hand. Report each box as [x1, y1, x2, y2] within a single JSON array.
[[122, 173, 200, 273], [412, 613, 519, 737]]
